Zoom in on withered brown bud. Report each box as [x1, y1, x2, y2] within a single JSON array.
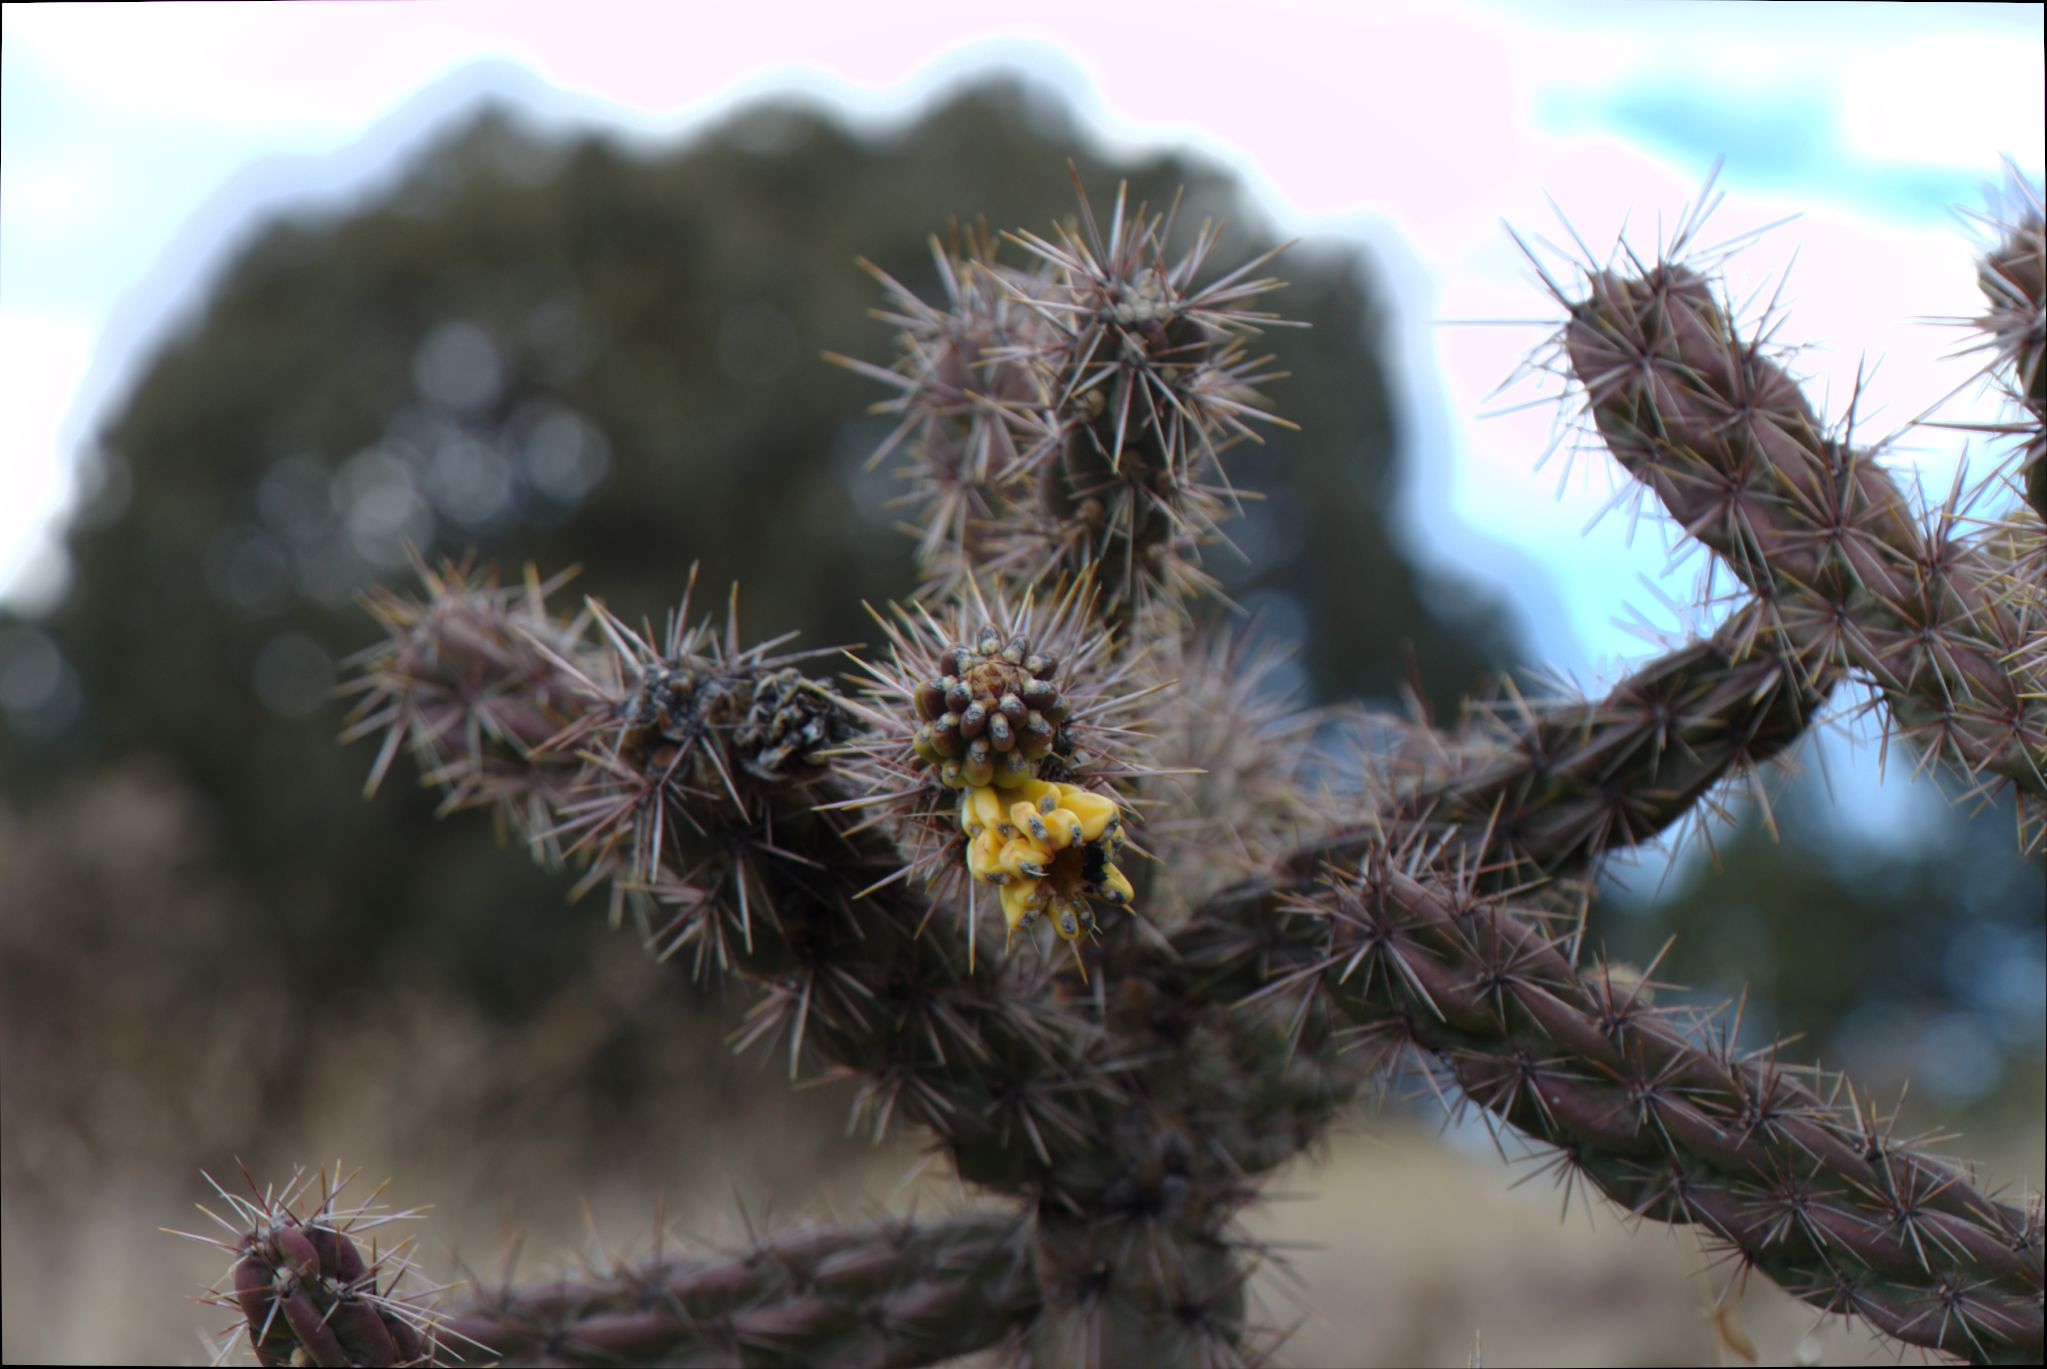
[[912, 622, 1069, 787]]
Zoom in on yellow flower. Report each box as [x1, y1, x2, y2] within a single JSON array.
[[957, 779, 1132, 947]]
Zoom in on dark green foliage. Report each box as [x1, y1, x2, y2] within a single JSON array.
[[0, 78, 1510, 1024]]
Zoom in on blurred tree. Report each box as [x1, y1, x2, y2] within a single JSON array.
[[1596, 779, 2043, 1116], [0, 77, 1514, 1032], [1, 73, 2031, 1202]]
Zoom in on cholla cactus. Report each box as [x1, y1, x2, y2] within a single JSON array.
[[199, 171, 2045, 1366], [832, 172, 1296, 635]]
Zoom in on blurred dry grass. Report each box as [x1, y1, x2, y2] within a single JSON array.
[[3, 767, 2041, 1367], [1247, 1113, 2045, 1368]]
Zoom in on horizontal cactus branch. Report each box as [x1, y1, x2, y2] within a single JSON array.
[[192, 1170, 1040, 1369], [435, 1212, 1039, 1369], [1181, 853, 2046, 1365]]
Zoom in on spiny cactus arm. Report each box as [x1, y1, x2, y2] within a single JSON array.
[[341, 561, 1130, 1197], [192, 1167, 1038, 1369], [839, 173, 1297, 639], [1240, 588, 1833, 903], [179, 1166, 442, 1368], [1361, 596, 1831, 881], [1546, 224, 2046, 839], [1179, 860, 2044, 1366], [1952, 201, 2044, 523], [340, 558, 594, 846], [430, 1212, 1039, 1369], [1955, 201, 2047, 778]]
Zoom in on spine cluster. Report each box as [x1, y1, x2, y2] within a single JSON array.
[[191, 173, 2047, 1367]]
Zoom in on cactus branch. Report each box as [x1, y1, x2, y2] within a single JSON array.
[[194, 1171, 1040, 1369], [1373, 598, 1833, 880], [1181, 853, 2045, 1365], [434, 1211, 1038, 1369], [1534, 197, 2045, 843]]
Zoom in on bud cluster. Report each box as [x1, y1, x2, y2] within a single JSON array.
[[614, 653, 844, 787], [735, 666, 846, 782], [910, 624, 1069, 788]]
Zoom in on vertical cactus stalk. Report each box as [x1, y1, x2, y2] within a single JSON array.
[[1955, 194, 2045, 522], [836, 170, 1299, 640]]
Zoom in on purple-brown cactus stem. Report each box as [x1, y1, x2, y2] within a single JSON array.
[[824, 224, 1048, 575], [1025, 1216, 1259, 1369], [1178, 851, 2045, 1365], [201, 1183, 1043, 1369], [340, 557, 592, 857], [1346, 597, 1834, 887], [1542, 214, 2044, 846], [179, 1166, 444, 1368], [434, 1212, 1039, 1368], [992, 173, 1297, 637], [1941, 195, 2047, 763], [1942, 193, 2044, 522], [844, 172, 1297, 638]]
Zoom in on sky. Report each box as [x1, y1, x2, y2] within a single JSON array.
[[2, 0, 2042, 838]]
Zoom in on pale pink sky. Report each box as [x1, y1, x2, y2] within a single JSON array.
[[2, 1, 2040, 843]]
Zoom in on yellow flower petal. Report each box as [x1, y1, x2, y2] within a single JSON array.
[[1054, 785, 1119, 841], [1000, 881, 1041, 936], [966, 828, 1008, 882]]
